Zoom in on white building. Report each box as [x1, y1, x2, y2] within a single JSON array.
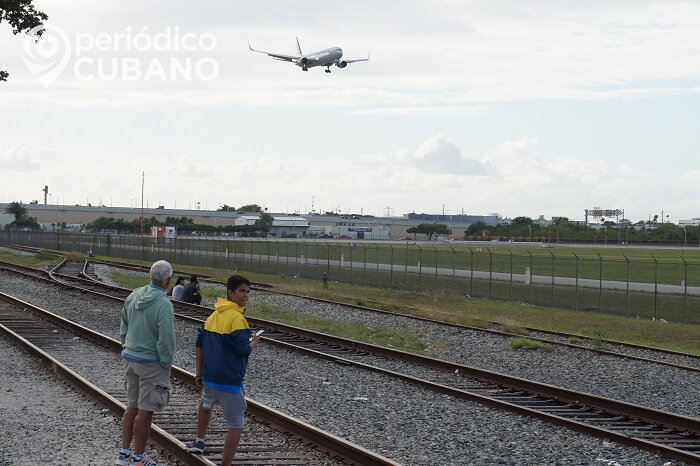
[[679, 218, 700, 226], [235, 215, 310, 237]]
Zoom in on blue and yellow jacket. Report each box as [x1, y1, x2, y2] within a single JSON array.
[[196, 297, 252, 390]]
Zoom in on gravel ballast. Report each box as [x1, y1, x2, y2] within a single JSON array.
[[0, 270, 690, 465]]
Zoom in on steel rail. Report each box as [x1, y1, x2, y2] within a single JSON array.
[[0, 318, 214, 465], [2, 241, 694, 362], [0, 290, 399, 466], [2, 260, 699, 463]]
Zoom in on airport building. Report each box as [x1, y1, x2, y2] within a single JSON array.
[[0, 204, 498, 240]]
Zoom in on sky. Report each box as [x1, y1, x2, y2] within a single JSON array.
[[1, 0, 699, 222]]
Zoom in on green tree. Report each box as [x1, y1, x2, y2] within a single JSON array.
[[406, 223, 452, 240], [511, 216, 533, 226], [466, 221, 488, 236], [255, 212, 274, 231], [238, 204, 262, 213], [0, 0, 48, 82], [4, 201, 27, 221], [217, 204, 236, 212]]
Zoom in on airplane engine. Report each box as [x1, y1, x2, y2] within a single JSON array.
[[299, 57, 308, 66], [336, 61, 348, 68]]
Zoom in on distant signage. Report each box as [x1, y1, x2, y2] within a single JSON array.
[[348, 227, 372, 232]]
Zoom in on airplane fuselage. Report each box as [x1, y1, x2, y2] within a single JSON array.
[[297, 47, 343, 68]]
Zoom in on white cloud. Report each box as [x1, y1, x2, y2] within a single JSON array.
[[409, 135, 490, 175], [0, 145, 41, 171]]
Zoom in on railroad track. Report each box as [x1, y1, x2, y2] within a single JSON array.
[[1, 260, 698, 463], [81, 254, 700, 373], [0, 291, 398, 466], [5, 255, 697, 375]]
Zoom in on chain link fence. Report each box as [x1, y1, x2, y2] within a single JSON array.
[[2, 231, 698, 324]]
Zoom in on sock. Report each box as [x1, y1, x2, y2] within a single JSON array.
[[120, 448, 132, 455], [196, 437, 205, 443]]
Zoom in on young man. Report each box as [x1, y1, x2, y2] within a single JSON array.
[[181, 275, 202, 305], [187, 274, 261, 465], [117, 260, 175, 466]]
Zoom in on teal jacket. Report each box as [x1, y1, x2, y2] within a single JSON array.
[[120, 284, 176, 369]]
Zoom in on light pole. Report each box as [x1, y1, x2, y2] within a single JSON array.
[[527, 224, 532, 242]]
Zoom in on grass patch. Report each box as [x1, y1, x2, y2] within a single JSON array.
[[247, 302, 429, 354], [92, 254, 700, 355], [568, 336, 581, 344], [511, 337, 553, 351], [201, 287, 223, 300], [64, 251, 86, 262], [0, 249, 57, 268], [109, 272, 150, 289], [500, 319, 529, 336]]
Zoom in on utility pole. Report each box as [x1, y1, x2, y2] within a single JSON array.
[[42, 185, 48, 205]]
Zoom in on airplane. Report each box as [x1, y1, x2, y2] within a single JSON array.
[[248, 37, 369, 73]]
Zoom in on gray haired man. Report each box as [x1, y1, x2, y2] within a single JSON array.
[[117, 260, 175, 466]]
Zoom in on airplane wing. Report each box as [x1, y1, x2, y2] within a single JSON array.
[[343, 51, 370, 64], [248, 42, 300, 62]]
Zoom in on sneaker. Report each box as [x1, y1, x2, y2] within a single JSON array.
[[186, 439, 205, 454], [131, 454, 161, 466], [115, 451, 131, 466]]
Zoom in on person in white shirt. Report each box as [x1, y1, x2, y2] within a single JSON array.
[[171, 276, 186, 301]]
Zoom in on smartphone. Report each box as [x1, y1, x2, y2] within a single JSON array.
[[255, 329, 265, 337]]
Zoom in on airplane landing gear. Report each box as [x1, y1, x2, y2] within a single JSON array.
[[325, 67, 331, 73], [302, 66, 308, 71]]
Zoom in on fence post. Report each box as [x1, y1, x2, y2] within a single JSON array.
[[596, 252, 603, 313], [623, 253, 630, 318], [488, 248, 493, 299], [417, 245, 423, 291], [528, 251, 533, 304], [652, 255, 658, 320], [295, 242, 299, 277], [509, 251, 513, 301], [450, 246, 456, 291], [375, 245, 380, 288], [550, 250, 555, 307], [469, 247, 474, 296], [434, 246, 438, 292], [285, 240, 290, 273], [404, 244, 408, 289], [683, 258, 688, 323], [573, 252, 579, 311], [389, 244, 394, 288], [349, 242, 354, 284], [363, 244, 367, 286], [326, 242, 331, 278]]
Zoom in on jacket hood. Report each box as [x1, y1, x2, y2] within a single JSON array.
[[214, 297, 245, 314], [133, 284, 166, 310]]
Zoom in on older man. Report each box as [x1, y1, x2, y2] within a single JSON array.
[[117, 260, 175, 466]]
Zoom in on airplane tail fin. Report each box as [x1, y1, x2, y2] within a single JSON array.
[[296, 37, 303, 55]]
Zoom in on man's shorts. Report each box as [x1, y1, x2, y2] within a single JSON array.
[[200, 386, 247, 429], [124, 360, 170, 412]]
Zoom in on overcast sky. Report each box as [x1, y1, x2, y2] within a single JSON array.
[[1, 1, 699, 222]]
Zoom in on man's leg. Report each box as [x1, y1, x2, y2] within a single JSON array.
[[221, 428, 242, 466], [133, 410, 154, 454], [196, 402, 212, 438], [121, 407, 138, 449]]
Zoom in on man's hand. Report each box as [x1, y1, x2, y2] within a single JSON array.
[[250, 332, 261, 348], [195, 374, 203, 388]]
